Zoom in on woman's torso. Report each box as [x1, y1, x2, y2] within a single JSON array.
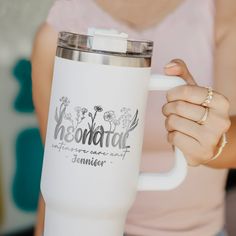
[[47, 0, 228, 235]]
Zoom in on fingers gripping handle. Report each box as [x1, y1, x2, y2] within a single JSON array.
[[138, 74, 187, 191]]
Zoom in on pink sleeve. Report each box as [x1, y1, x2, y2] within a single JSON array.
[[46, 0, 86, 33]]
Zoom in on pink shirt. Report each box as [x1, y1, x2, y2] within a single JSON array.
[[47, 0, 228, 235]]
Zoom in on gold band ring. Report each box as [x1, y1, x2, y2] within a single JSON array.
[[197, 107, 209, 125], [202, 87, 213, 107]]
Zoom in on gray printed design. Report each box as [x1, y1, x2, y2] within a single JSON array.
[[51, 97, 139, 168]]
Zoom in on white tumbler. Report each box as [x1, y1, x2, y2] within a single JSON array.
[[41, 29, 187, 236]]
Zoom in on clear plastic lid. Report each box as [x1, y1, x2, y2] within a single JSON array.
[[58, 31, 153, 58]]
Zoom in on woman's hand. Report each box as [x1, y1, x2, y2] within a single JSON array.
[[162, 59, 231, 166]]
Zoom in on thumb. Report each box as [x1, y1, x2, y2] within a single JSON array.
[[164, 59, 197, 86]]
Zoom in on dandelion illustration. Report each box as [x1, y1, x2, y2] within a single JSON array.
[[121, 107, 131, 113], [118, 107, 132, 129]]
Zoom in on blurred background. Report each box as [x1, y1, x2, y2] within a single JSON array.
[[0, 0, 236, 236], [0, 0, 53, 235]]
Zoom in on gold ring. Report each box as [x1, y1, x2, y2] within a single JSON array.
[[197, 107, 209, 125], [202, 87, 213, 107]]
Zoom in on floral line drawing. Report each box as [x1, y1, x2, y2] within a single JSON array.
[[119, 107, 132, 130], [55, 96, 70, 127], [126, 109, 139, 132], [74, 106, 88, 128], [54, 98, 138, 134], [88, 105, 103, 131], [103, 110, 120, 132]]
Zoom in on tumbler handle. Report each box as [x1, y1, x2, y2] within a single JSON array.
[[138, 74, 187, 191]]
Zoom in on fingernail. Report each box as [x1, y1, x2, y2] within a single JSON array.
[[165, 62, 177, 68]]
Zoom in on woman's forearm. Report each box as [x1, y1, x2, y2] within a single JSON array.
[[34, 195, 45, 236], [31, 23, 57, 236], [207, 115, 236, 169]]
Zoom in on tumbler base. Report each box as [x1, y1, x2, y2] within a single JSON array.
[[44, 207, 125, 236]]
